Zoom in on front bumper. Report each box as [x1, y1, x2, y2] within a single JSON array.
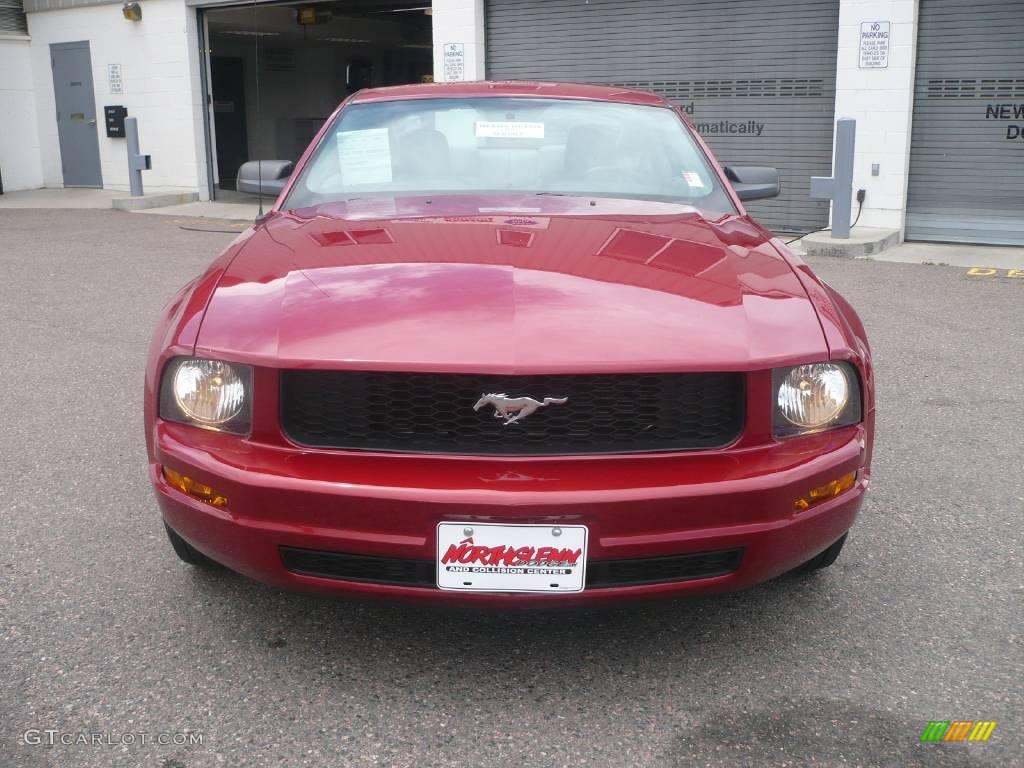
[[152, 421, 869, 604]]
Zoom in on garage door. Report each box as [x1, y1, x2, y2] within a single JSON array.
[[485, 0, 840, 233], [906, 0, 1024, 245]]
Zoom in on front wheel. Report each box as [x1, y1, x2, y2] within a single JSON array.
[[164, 522, 217, 568], [796, 533, 847, 573]]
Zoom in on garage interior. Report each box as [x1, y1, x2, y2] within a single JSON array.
[[201, 0, 433, 195]]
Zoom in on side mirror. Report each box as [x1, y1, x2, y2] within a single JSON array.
[[237, 160, 294, 197], [723, 166, 780, 201]]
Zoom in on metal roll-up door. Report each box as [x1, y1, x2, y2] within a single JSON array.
[[485, 0, 840, 233], [906, 0, 1024, 245]]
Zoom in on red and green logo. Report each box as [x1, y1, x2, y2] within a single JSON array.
[[921, 721, 997, 742]]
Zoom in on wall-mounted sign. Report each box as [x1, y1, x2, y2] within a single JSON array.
[[859, 22, 890, 69], [108, 63, 123, 94], [443, 43, 465, 82], [104, 105, 127, 138]]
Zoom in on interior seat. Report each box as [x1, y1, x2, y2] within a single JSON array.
[[396, 128, 452, 181]]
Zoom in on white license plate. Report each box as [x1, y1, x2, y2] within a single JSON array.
[[436, 522, 588, 593]]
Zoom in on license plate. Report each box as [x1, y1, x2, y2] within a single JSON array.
[[436, 522, 588, 593]]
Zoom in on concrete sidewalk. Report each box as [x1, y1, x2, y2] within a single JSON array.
[[870, 241, 1024, 270], [136, 198, 260, 222], [0, 186, 200, 212], [787, 234, 1023, 270], [0, 188, 121, 209], [0, 186, 259, 222]]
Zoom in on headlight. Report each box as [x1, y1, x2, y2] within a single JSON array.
[[159, 357, 252, 434], [773, 362, 861, 435]]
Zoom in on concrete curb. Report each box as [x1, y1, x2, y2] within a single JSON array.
[[801, 227, 901, 258], [111, 192, 199, 211]]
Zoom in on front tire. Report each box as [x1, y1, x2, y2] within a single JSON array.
[[797, 533, 847, 573], [164, 522, 217, 568]]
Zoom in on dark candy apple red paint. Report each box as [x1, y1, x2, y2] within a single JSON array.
[[145, 81, 874, 604]]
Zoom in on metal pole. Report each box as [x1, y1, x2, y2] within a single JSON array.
[[810, 118, 857, 239], [125, 117, 148, 196], [831, 119, 856, 239]]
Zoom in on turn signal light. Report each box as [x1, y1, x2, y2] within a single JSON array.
[[793, 471, 857, 512], [163, 467, 228, 508]]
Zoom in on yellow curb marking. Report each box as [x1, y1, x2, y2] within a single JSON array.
[[966, 267, 1024, 278]]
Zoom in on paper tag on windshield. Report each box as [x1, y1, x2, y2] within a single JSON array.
[[338, 128, 392, 185], [475, 121, 545, 139], [683, 171, 706, 188]]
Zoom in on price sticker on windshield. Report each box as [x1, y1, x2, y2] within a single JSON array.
[[337, 128, 393, 185], [683, 171, 706, 188], [475, 121, 545, 139]]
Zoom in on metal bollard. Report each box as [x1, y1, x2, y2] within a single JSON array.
[[124, 117, 151, 197], [810, 118, 856, 239]]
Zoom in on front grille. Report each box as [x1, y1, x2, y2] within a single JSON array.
[[280, 547, 435, 587], [280, 371, 744, 455], [279, 547, 743, 590], [585, 549, 743, 588]]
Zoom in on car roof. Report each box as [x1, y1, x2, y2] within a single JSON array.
[[349, 80, 671, 108]]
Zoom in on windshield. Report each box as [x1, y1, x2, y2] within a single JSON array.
[[282, 97, 736, 215]]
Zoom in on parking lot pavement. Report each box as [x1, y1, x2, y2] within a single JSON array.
[[1, 209, 1020, 768]]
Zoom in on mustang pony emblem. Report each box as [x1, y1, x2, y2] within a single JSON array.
[[473, 393, 568, 426]]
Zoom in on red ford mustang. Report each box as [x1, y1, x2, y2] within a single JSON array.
[[145, 82, 874, 604]]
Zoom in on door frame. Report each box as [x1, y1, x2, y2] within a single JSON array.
[[197, 8, 219, 200]]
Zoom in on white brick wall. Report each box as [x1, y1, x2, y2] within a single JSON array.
[[432, 0, 485, 81], [26, 0, 209, 194], [0, 36, 45, 191], [833, 0, 919, 235]]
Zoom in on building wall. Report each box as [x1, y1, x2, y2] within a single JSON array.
[[832, 0, 919, 233], [432, 0, 484, 82], [8, 0, 930, 233], [25, 0, 209, 193], [0, 35, 45, 191]]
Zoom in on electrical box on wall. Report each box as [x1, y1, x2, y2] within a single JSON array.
[[104, 106, 128, 138]]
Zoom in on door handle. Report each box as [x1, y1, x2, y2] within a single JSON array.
[[88, 119, 96, 126]]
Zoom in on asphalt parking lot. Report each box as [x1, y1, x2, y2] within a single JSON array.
[[1, 209, 1020, 768]]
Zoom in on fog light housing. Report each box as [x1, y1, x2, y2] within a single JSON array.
[[163, 467, 228, 508], [793, 471, 857, 512]]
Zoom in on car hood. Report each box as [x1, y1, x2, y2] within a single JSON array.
[[196, 198, 827, 372]]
